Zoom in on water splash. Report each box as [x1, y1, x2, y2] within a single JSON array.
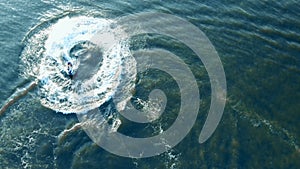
[[20, 15, 136, 114]]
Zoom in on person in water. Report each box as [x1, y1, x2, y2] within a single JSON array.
[[67, 62, 74, 79]]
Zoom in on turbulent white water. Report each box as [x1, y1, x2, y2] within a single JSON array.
[[21, 16, 136, 114]]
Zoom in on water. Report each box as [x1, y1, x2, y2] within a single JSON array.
[[0, 0, 299, 168], [21, 15, 136, 114]]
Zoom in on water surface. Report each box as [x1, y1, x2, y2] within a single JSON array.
[[0, 0, 299, 168]]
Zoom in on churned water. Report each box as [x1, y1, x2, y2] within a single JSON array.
[[0, 0, 299, 168]]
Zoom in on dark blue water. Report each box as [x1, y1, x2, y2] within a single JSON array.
[[0, 0, 299, 168]]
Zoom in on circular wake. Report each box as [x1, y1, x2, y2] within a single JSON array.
[[21, 16, 136, 114]]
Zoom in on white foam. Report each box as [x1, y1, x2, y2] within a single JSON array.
[[21, 16, 136, 114]]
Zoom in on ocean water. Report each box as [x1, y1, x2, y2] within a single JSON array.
[[0, 0, 299, 168]]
